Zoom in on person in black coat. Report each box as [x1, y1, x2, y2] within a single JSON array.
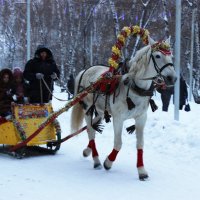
[[67, 74, 74, 100], [23, 46, 60, 103], [158, 75, 188, 111], [179, 75, 188, 110], [157, 86, 174, 112]]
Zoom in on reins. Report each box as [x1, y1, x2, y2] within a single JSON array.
[[39, 79, 43, 103], [41, 76, 69, 102]]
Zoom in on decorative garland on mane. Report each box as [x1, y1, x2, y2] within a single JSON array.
[[151, 42, 171, 55], [108, 25, 149, 73]]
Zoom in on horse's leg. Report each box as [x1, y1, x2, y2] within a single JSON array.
[[83, 115, 102, 169], [104, 117, 123, 170], [135, 114, 149, 180]]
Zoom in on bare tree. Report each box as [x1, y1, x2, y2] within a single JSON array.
[[162, 0, 170, 38], [0, 0, 200, 103], [109, 0, 120, 37], [131, 0, 155, 58], [193, 15, 200, 103]]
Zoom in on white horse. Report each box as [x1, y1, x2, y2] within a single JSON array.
[[71, 37, 177, 180]]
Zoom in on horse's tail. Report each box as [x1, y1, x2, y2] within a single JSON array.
[[71, 102, 84, 132], [70, 71, 85, 132]]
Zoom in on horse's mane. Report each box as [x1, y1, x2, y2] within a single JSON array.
[[127, 45, 152, 79]]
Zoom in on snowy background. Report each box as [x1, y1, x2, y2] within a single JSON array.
[[0, 1, 200, 199], [0, 88, 200, 200]]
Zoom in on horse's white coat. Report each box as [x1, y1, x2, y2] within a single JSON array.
[[71, 38, 176, 179]]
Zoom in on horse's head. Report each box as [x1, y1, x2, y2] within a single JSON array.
[[127, 37, 177, 90], [148, 37, 177, 89]]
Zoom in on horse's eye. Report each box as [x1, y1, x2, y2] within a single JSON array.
[[156, 55, 161, 59]]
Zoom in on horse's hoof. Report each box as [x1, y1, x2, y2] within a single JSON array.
[[94, 163, 102, 169], [138, 167, 148, 181], [103, 158, 112, 170], [139, 174, 149, 181], [93, 156, 102, 169], [83, 147, 91, 157], [104, 162, 111, 170]]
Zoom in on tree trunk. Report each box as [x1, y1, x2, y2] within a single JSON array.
[[193, 19, 200, 103]]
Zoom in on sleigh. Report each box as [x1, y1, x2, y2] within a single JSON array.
[[0, 103, 61, 158]]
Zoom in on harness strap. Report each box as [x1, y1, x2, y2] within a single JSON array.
[[151, 54, 174, 74], [41, 78, 68, 101], [129, 81, 154, 97], [151, 54, 160, 74], [126, 86, 130, 97], [113, 85, 120, 104], [104, 95, 111, 123], [113, 90, 116, 104], [93, 94, 99, 117], [86, 93, 99, 128], [149, 98, 158, 112], [77, 68, 89, 93], [160, 63, 174, 72], [126, 86, 135, 110]]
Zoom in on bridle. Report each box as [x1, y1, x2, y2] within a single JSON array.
[[142, 42, 174, 88], [151, 54, 174, 75], [150, 53, 174, 87]]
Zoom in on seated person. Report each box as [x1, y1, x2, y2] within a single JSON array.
[[0, 68, 14, 119], [12, 67, 28, 104]]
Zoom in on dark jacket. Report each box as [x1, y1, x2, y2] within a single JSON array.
[[157, 86, 174, 111], [67, 74, 75, 95], [0, 68, 14, 116], [23, 47, 60, 103], [180, 76, 188, 107]]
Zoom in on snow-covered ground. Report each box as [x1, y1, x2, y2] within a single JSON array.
[[0, 88, 200, 200]]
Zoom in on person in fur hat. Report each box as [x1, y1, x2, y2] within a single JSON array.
[[23, 45, 60, 103], [0, 68, 14, 118]]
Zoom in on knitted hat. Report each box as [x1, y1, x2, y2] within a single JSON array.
[[13, 67, 23, 78]]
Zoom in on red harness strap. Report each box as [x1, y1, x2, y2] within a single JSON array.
[[96, 77, 119, 95]]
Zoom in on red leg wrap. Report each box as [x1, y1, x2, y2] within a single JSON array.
[[108, 149, 119, 162], [137, 149, 144, 168], [88, 140, 98, 157]]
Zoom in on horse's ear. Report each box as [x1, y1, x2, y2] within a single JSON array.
[[148, 36, 156, 46], [165, 36, 171, 45]]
